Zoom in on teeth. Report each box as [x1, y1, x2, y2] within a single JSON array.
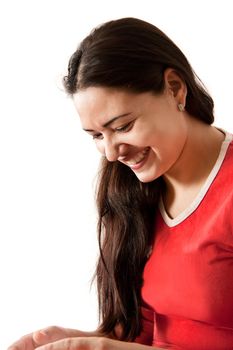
[[127, 148, 149, 166]]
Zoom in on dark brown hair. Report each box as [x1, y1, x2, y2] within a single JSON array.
[[63, 17, 214, 341]]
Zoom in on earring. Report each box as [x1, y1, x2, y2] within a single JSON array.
[[178, 103, 185, 112]]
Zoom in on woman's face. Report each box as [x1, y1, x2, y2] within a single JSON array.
[[73, 75, 188, 183]]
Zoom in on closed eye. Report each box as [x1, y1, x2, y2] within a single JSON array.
[[115, 121, 134, 132], [92, 120, 134, 140], [92, 133, 103, 140]]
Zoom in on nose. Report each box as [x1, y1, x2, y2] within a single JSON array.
[[103, 138, 128, 162], [104, 138, 119, 162]]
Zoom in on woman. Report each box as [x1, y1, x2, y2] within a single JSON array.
[[8, 17, 233, 350]]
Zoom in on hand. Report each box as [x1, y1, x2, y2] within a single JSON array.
[[33, 337, 163, 350], [7, 326, 97, 350]]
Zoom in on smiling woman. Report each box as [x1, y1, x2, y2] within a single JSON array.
[[8, 17, 233, 350], [73, 81, 189, 183]]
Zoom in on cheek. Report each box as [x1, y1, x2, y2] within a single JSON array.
[[127, 127, 152, 146]]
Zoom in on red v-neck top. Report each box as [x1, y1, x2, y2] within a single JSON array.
[[135, 132, 233, 349]]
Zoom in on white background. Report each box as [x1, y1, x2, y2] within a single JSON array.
[[0, 0, 233, 348]]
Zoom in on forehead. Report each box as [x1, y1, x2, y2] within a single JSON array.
[[74, 87, 134, 116], [73, 87, 156, 129]]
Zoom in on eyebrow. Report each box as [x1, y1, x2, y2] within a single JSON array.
[[83, 113, 132, 132]]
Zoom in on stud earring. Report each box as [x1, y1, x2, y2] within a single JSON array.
[[178, 103, 185, 112]]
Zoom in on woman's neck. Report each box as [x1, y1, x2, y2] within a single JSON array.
[[162, 118, 225, 218]]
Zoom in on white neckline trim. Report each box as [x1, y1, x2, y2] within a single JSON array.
[[159, 130, 233, 228]]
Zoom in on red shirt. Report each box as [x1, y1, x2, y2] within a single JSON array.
[[137, 133, 233, 349]]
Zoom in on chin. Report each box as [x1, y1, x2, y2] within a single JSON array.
[[135, 172, 159, 183]]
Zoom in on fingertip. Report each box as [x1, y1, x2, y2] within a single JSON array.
[[33, 330, 48, 344]]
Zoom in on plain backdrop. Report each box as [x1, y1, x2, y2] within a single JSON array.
[[0, 0, 233, 348]]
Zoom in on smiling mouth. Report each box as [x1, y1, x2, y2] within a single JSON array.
[[125, 147, 150, 168]]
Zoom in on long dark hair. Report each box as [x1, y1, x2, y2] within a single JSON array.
[[63, 17, 214, 341]]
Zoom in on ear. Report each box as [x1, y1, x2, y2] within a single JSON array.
[[164, 68, 187, 106]]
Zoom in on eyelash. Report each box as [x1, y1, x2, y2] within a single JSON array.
[[115, 121, 133, 132], [92, 121, 133, 140], [92, 133, 103, 140]]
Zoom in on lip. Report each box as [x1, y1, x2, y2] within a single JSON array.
[[127, 148, 150, 171]]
